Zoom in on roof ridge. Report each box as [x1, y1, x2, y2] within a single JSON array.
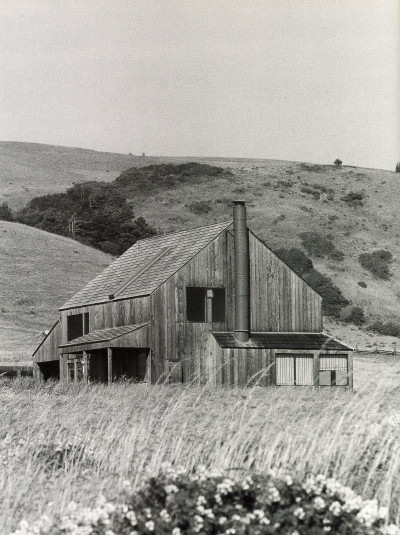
[[136, 220, 232, 245]]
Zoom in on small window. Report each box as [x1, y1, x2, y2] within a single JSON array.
[[67, 312, 90, 341], [67, 357, 83, 382], [276, 354, 314, 386], [186, 287, 226, 323], [319, 355, 348, 386]]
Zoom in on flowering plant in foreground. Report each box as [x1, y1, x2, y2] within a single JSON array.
[[11, 466, 400, 535]]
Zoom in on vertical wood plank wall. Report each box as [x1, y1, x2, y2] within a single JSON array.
[[33, 321, 62, 378]]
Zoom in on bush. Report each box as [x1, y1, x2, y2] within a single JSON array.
[[16, 183, 156, 255], [368, 320, 400, 338], [340, 192, 364, 206], [303, 269, 349, 317], [275, 248, 313, 276], [299, 232, 344, 261], [395, 162, 400, 173], [358, 281, 367, 288], [12, 468, 396, 535], [359, 250, 393, 280], [0, 202, 14, 221], [334, 158, 342, 167], [340, 305, 366, 326], [188, 200, 212, 214]]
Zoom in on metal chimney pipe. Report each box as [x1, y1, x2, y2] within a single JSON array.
[[233, 200, 250, 342]]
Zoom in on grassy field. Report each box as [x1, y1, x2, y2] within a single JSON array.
[[1, 355, 399, 532]]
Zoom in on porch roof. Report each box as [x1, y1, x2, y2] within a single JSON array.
[[212, 332, 352, 351], [59, 323, 149, 349]]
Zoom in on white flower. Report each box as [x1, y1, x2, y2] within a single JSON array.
[[145, 520, 155, 531], [219, 516, 227, 524], [165, 484, 179, 494], [126, 510, 137, 526], [329, 501, 342, 516], [285, 475, 293, 486], [314, 497, 326, 510], [172, 528, 181, 535], [293, 507, 305, 519]]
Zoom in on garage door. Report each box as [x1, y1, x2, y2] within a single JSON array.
[[276, 354, 314, 386]]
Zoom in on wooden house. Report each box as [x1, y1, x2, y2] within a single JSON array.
[[33, 201, 353, 387]]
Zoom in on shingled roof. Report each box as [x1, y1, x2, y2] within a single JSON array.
[[213, 332, 352, 351], [60, 221, 232, 310]]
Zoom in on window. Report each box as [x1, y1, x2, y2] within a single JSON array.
[[67, 312, 89, 341], [319, 355, 348, 386], [67, 356, 83, 382], [276, 354, 314, 386], [186, 287, 226, 323]]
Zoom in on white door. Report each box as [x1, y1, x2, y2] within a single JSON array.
[[295, 357, 314, 385], [276, 356, 295, 385]]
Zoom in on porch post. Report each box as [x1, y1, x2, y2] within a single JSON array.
[[73, 358, 78, 382], [107, 348, 113, 384], [83, 351, 88, 382]]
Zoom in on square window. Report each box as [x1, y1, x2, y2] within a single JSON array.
[[186, 287, 226, 322], [186, 288, 206, 322]]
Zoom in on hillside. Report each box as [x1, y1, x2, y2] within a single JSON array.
[[0, 142, 399, 360], [0, 221, 112, 364]]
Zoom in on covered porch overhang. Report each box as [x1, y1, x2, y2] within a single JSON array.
[[59, 323, 150, 353], [59, 323, 151, 383]]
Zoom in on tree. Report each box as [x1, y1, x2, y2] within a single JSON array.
[[334, 158, 342, 167], [0, 203, 14, 221], [395, 162, 400, 173]]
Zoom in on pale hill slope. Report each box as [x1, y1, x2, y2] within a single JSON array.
[[0, 141, 254, 209], [0, 221, 112, 364], [0, 142, 399, 359]]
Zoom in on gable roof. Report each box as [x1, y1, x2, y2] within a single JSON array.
[[60, 221, 232, 310]]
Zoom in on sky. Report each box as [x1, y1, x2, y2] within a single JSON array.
[[0, 0, 398, 170]]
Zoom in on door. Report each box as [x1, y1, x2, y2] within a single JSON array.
[[276, 354, 314, 385]]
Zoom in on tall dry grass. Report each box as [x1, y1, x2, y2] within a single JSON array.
[[0, 355, 399, 532]]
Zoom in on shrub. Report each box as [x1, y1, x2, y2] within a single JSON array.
[[299, 232, 344, 261], [188, 200, 212, 214], [11, 468, 396, 535], [340, 192, 364, 206], [15, 183, 156, 255], [303, 269, 349, 317], [275, 248, 313, 276], [368, 320, 400, 338], [334, 158, 342, 167], [0, 202, 14, 221], [358, 281, 367, 288], [359, 250, 393, 280], [340, 305, 366, 326], [395, 162, 400, 173]]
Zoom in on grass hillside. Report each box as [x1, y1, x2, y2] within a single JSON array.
[[0, 142, 399, 357], [0, 220, 112, 364]]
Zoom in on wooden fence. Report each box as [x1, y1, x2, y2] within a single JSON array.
[[354, 342, 397, 357], [0, 365, 34, 378]]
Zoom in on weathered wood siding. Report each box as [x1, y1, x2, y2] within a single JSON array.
[[60, 297, 151, 345], [247, 232, 322, 332], [150, 226, 323, 384], [151, 230, 228, 383], [33, 321, 61, 379]]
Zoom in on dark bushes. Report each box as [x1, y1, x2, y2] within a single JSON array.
[[368, 320, 400, 337], [359, 250, 393, 280], [340, 191, 364, 206], [275, 248, 350, 318], [299, 232, 344, 261], [0, 203, 15, 221], [16, 182, 156, 255], [340, 306, 366, 326]]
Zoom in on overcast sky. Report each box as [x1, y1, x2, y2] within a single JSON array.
[[0, 0, 398, 170]]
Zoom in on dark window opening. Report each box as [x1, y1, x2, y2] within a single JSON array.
[[186, 288, 206, 322], [67, 312, 89, 341], [186, 287, 226, 323]]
